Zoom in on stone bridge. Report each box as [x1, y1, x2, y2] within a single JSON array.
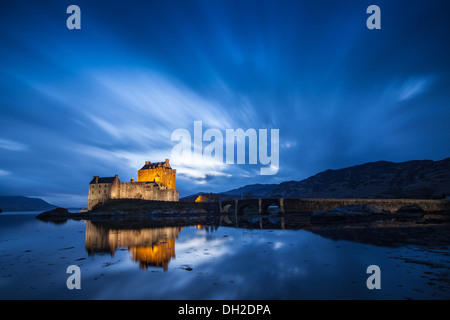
[[216, 198, 450, 215]]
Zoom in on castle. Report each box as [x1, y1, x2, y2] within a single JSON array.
[[87, 159, 179, 211]]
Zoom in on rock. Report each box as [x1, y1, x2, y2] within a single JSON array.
[[36, 207, 70, 219], [310, 204, 387, 224], [181, 208, 207, 214], [395, 206, 426, 222], [180, 265, 193, 271], [416, 213, 450, 224]]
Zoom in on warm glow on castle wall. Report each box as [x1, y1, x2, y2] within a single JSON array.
[[137, 160, 176, 190]]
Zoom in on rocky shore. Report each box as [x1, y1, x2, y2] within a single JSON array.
[[36, 201, 450, 226]]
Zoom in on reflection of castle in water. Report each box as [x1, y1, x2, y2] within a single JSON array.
[[85, 221, 182, 271]]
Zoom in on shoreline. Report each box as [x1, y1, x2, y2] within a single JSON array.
[[34, 205, 450, 249]]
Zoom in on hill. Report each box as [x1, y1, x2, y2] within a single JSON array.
[[0, 196, 58, 212], [182, 184, 279, 201], [183, 158, 450, 200], [270, 158, 450, 199]]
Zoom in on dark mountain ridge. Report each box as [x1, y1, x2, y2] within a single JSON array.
[[0, 196, 58, 212], [183, 157, 450, 200], [271, 158, 450, 199]]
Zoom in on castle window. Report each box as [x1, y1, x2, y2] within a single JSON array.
[[104, 190, 106, 194], [99, 191, 101, 194]]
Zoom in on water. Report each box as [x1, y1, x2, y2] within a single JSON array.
[[0, 211, 448, 300]]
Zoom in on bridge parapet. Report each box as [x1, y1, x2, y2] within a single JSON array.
[[282, 198, 450, 214], [217, 198, 450, 215]]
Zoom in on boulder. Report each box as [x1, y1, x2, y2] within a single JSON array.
[[36, 207, 70, 219], [310, 204, 388, 224]]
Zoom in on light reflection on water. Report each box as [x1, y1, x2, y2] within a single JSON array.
[[0, 212, 448, 300]]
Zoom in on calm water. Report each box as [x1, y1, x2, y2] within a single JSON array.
[[0, 211, 448, 300]]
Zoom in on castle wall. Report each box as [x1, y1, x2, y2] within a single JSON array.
[[88, 179, 179, 211], [112, 181, 179, 202], [88, 182, 113, 210]]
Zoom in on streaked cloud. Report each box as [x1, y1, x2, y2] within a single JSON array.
[[396, 75, 437, 102], [0, 169, 11, 176], [0, 138, 27, 151]]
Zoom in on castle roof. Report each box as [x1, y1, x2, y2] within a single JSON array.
[[140, 161, 171, 170], [89, 176, 116, 184]]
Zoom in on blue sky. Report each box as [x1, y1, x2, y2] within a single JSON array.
[[1, 0, 449, 207]]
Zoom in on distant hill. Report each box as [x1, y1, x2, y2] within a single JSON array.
[[182, 184, 279, 202], [221, 183, 279, 197], [183, 158, 450, 200], [0, 196, 58, 212], [271, 158, 450, 199]]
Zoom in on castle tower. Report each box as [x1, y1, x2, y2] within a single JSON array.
[[137, 159, 176, 190], [87, 175, 119, 211]]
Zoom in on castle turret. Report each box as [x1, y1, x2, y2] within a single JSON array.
[[137, 159, 176, 189]]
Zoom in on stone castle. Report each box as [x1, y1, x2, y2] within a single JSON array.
[[87, 159, 179, 211]]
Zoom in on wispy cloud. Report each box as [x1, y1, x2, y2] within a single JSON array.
[[0, 169, 11, 176], [397, 75, 437, 102], [93, 70, 234, 130], [0, 138, 27, 151]]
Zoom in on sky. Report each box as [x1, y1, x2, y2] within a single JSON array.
[[1, 0, 449, 207]]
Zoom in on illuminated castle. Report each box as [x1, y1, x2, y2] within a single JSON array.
[[87, 159, 179, 211]]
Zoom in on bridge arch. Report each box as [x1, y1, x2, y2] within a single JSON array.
[[261, 200, 281, 215], [237, 202, 260, 215]]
